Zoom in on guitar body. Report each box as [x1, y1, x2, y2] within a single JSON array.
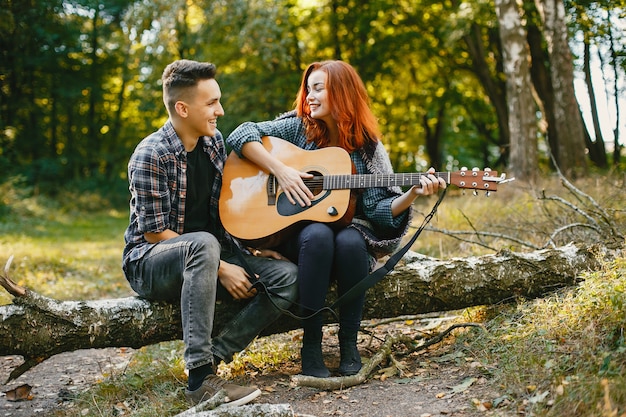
[[220, 136, 506, 248], [220, 136, 354, 248]]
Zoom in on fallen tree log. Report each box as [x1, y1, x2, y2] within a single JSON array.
[[0, 243, 604, 381]]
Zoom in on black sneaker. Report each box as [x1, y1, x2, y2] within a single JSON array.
[[184, 374, 261, 406]]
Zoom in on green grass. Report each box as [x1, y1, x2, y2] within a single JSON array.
[[0, 185, 133, 304], [1, 174, 625, 416], [52, 341, 190, 417], [456, 256, 626, 416]]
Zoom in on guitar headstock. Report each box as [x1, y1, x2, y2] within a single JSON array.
[[449, 167, 509, 194]]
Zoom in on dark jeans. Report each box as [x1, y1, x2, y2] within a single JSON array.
[[125, 232, 298, 369], [279, 223, 369, 333]]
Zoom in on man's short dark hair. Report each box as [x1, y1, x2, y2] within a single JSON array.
[[162, 60, 217, 115]]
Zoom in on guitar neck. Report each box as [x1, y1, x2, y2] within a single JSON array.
[[321, 172, 451, 189]]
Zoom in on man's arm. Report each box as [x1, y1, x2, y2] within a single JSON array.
[[144, 229, 179, 244]]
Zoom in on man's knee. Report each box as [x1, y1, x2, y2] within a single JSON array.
[[188, 232, 220, 258]]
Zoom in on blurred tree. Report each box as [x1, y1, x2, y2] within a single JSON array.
[[449, 0, 511, 170], [495, 0, 538, 181], [0, 0, 622, 198], [569, 0, 624, 167], [534, 0, 588, 178]]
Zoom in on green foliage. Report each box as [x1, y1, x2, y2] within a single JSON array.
[[5, 0, 621, 194], [456, 255, 626, 416]]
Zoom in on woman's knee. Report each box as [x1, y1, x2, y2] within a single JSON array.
[[299, 223, 334, 250], [335, 228, 367, 255]]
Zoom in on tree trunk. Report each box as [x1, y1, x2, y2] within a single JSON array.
[[526, 4, 557, 164], [0, 244, 602, 382], [422, 103, 446, 169], [462, 23, 510, 166], [605, 9, 622, 167], [582, 39, 607, 168], [495, 0, 538, 182], [534, 0, 588, 178]]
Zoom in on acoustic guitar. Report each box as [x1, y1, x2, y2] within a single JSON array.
[[220, 136, 506, 248]]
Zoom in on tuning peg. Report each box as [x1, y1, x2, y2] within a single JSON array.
[[472, 190, 478, 196], [484, 167, 492, 172], [486, 191, 491, 197], [461, 166, 468, 172], [472, 167, 479, 171]]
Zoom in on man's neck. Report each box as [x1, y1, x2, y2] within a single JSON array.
[[171, 120, 199, 152]]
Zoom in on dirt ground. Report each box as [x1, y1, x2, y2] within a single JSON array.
[[0, 321, 516, 417]]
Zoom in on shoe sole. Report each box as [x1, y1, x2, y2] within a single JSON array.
[[226, 388, 262, 407]]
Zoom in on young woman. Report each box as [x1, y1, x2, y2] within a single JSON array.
[[227, 60, 446, 377]]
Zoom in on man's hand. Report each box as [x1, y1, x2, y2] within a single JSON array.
[[247, 247, 289, 261], [218, 261, 257, 300]]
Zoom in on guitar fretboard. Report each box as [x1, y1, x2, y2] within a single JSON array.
[[318, 172, 451, 190]]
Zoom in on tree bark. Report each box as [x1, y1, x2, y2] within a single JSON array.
[[534, 0, 588, 178], [494, 0, 538, 182], [0, 244, 602, 382]]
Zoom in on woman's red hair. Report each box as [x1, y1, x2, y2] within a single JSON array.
[[295, 60, 381, 152]]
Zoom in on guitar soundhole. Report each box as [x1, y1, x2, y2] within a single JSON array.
[[303, 171, 323, 197], [277, 170, 331, 217]]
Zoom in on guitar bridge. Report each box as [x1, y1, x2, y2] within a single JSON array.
[[267, 174, 277, 206]]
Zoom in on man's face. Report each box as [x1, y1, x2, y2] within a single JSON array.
[[183, 78, 225, 138]]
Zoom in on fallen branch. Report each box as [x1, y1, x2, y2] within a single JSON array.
[[292, 323, 482, 390], [0, 256, 24, 297], [0, 243, 606, 381], [173, 391, 298, 417], [425, 170, 623, 251]]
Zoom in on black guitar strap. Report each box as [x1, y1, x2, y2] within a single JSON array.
[[236, 187, 448, 321]]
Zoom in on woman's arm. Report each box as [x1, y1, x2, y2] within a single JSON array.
[[226, 115, 307, 156], [240, 141, 314, 207], [391, 167, 447, 216]]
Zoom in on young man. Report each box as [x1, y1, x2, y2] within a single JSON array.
[[122, 59, 298, 406]]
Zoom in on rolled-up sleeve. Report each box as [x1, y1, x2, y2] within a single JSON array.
[[227, 117, 308, 157]]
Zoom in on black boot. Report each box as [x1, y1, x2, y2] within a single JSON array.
[[338, 328, 362, 376], [300, 317, 330, 378], [301, 340, 331, 378]]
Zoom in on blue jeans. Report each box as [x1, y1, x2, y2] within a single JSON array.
[[124, 232, 298, 370]]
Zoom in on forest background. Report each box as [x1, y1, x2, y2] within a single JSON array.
[[1, 0, 625, 210], [1, 1, 626, 416]]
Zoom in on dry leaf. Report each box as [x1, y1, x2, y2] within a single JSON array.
[[529, 390, 550, 404], [451, 377, 477, 393], [4, 384, 33, 402]]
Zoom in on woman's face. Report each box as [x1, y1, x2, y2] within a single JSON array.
[[306, 70, 333, 124]]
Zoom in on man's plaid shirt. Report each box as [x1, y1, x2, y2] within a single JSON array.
[[122, 120, 226, 270]]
